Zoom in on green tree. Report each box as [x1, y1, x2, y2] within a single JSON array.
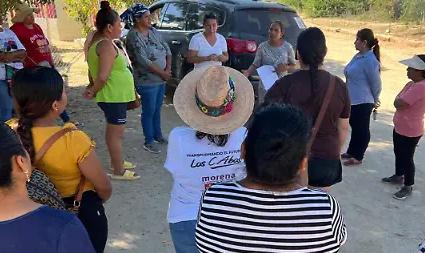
[[63, 0, 155, 35], [0, 0, 53, 20]]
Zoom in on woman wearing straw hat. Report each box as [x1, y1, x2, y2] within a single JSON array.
[[10, 3, 52, 68], [10, 2, 73, 124], [164, 65, 254, 252], [382, 55, 425, 200]]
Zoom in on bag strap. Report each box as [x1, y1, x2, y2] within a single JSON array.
[[307, 75, 336, 152], [35, 127, 78, 164], [72, 176, 86, 210], [34, 127, 86, 211]]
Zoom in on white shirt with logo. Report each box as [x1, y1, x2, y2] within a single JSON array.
[[189, 32, 227, 70], [0, 28, 25, 80], [164, 126, 247, 223]]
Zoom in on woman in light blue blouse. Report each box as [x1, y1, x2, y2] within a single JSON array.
[[342, 28, 382, 166]]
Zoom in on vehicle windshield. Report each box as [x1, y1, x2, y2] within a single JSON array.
[[234, 9, 305, 47]]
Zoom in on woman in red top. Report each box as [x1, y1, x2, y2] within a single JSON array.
[[10, 3, 74, 124], [10, 3, 53, 68]]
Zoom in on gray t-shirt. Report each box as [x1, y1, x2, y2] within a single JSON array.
[[252, 40, 295, 70], [125, 28, 171, 86]]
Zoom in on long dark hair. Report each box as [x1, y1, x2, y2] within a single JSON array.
[[196, 131, 229, 147], [357, 28, 380, 62], [244, 104, 310, 186], [95, 1, 119, 32], [11, 67, 64, 162], [296, 27, 327, 107], [0, 123, 27, 188]]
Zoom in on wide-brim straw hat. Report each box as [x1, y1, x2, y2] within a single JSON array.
[[12, 3, 38, 23], [399, 55, 425, 71], [174, 66, 254, 135]]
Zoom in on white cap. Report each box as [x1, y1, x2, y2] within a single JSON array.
[[399, 55, 425, 71]]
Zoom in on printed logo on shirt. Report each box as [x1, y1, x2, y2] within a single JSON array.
[[188, 150, 242, 169], [2, 40, 18, 52], [202, 173, 236, 189]]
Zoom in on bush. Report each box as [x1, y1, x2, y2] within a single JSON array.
[[280, 0, 424, 24]]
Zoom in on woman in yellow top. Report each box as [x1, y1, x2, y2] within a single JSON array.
[[84, 1, 139, 180], [12, 67, 112, 253]]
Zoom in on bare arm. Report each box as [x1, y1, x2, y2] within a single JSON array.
[[218, 51, 229, 63], [0, 50, 26, 63], [78, 151, 112, 202], [187, 49, 211, 64], [337, 118, 349, 151], [84, 40, 116, 99], [243, 64, 257, 77], [394, 98, 409, 110]]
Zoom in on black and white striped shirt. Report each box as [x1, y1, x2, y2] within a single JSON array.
[[195, 182, 347, 253]]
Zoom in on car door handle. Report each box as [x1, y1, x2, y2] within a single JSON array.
[[171, 40, 181, 45]]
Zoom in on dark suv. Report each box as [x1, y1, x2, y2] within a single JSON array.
[[128, 0, 306, 85]]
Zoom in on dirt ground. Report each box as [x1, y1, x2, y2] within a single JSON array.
[[54, 23, 425, 253]]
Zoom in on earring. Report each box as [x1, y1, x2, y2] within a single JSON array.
[[24, 170, 30, 182]]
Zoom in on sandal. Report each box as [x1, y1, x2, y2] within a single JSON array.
[[123, 160, 136, 170], [108, 170, 140, 180], [340, 153, 353, 160], [109, 161, 136, 172], [343, 158, 362, 166]]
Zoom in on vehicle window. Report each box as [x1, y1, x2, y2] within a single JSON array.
[[161, 2, 188, 30], [150, 4, 166, 28], [186, 3, 225, 31], [234, 10, 303, 46]]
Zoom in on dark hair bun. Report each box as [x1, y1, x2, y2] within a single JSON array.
[[100, 1, 111, 10]]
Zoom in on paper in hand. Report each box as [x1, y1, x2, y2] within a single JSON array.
[[256, 65, 279, 91]]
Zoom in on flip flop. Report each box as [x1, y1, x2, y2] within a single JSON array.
[[109, 161, 136, 172], [108, 170, 140, 180], [123, 160, 136, 170]]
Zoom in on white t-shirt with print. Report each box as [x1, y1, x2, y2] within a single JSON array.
[[164, 126, 247, 223], [189, 32, 227, 69], [0, 28, 25, 80]]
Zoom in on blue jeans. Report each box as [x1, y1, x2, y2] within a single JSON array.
[[169, 220, 198, 253], [0, 80, 12, 122], [136, 84, 165, 144]]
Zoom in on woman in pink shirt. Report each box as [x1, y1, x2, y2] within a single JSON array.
[[382, 55, 425, 200]]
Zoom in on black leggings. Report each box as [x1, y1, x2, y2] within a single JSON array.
[[393, 130, 422, 186], [346, 103, 374, 160], [64, 191, 108, 253]]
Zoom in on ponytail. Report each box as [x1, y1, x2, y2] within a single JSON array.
[[296, 27, 327, 108], [357, 28, 380, 62], [17, 117, 36, 162]]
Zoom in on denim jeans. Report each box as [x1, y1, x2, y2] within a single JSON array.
[[136, 83, 165, 144], [0, 80, 12, 122], [169, 220, 198, 253]]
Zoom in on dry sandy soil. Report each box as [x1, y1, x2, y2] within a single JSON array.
[[53, 21, 425, 253]]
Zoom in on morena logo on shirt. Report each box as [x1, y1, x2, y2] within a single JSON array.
[[190, 155, 242, 170]]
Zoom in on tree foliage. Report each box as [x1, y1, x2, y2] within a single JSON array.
[[0, 0, 53, 19], [281, 0, 425, 22], [63, 0, 155, 35]]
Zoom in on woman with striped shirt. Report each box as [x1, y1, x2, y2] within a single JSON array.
[[195, 104, 347, 253]]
